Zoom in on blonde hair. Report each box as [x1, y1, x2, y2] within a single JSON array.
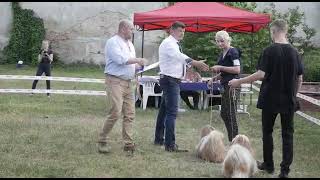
[[215, 30, 232, 44], [270, 19, 288, 33], [41, 40, 49, 50]]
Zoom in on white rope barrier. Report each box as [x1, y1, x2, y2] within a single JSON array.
[[0, 89, 106, 96], [252, 81, 320, 126], [296, 111, 320, 126], [0, 75, 104, 83]]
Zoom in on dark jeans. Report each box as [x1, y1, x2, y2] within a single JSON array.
[[180, 90, 200, 109], [32, 63, 51, 96], [262, 109, 294, 173], [154, 75, 180, 148]]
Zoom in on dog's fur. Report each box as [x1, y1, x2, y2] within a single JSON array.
[[223, 134, 257, 178], [195, 125, 225, 163]]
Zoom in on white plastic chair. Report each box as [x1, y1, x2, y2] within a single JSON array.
[[141, 81, 162, 110], [237, 83, 254, 114]]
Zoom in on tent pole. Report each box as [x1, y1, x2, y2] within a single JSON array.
[[268, 27, 272, 44], [141, 26, 145, 58], [141, 26, 145, 78], [250, 25, 254, 105], [132, 32, 134, 45]]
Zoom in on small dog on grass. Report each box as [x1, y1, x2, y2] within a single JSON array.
[[222, 134, 257, 178], [195, 125, 225, 163]]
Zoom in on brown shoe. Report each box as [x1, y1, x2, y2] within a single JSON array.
[[123, 143, 135, 152]]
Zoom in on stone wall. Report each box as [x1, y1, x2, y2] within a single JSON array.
[[0, 2, 167, 64]]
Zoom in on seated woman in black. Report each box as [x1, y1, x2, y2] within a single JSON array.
[[31, 40, 53, 97], [210, 30, 241, 142]]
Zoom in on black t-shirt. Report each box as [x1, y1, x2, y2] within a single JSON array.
[[39, 49, 53, 64], [217, 47, 241, 85], [256, 43, 304, 113]]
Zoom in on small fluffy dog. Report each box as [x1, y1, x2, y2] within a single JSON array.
[[195, 125, 225, 163], [222, 134, 257, 178]]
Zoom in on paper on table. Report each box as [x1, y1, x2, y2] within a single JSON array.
[[136, 61, 160, 74]]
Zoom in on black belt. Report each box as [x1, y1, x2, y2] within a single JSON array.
[[160, 74, 181, 83]]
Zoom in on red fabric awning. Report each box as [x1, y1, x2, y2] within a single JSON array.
[[134, 2, 271, 33]]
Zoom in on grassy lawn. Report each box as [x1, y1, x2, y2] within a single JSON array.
[[0, 64, 319, 177]]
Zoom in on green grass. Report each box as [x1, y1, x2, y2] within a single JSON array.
[[0, 64, 320, 177]]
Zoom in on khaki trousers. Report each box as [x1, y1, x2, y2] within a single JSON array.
[[98, 75, 135, 145]]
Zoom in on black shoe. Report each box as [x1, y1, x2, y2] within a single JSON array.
[[278, 171, 289, 178], [154, 141, 164, 146], [257, 161, 274, 174], [165, 144, 188, 152]]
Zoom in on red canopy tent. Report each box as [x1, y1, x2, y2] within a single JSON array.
[[134, 2, 271, 33], [133, 2, 271, 103]]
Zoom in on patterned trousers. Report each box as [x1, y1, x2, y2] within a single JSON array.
[[220, 84, 240, 142]]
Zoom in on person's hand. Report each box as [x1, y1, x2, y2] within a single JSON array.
[[228, 79, 241, 88], [210, 65, 222, 73], [137, 58, 148, 66], [193, 60, 209, 72]]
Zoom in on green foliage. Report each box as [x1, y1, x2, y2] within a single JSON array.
[[302, 49, 320, 82], [2, 2, 45, 65], [262, 3, 317, 54], [165, 2, 317, 74]]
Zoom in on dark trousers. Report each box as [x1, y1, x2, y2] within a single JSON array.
[[32, 63, 51, 96], [262, 109, 294, 173], [220, 84, 239, 142], [180, 90, 200, 109], [154, 75, 180, 148]]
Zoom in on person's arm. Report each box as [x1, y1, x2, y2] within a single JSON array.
[[211, 65, 240, 74], [190, 60, 209, 72], [49, 53, 53, 64], [228, 70, 265, 88], [297, 75, 303, 93], [38, 54, 42, 63]]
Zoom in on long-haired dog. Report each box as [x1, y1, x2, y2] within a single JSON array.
[[222, 134, 257, 178], [195, 125, 225, 163]]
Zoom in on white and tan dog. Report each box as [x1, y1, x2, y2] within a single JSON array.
[[195, 125, 225, 163], [222, 134, 257, 178]]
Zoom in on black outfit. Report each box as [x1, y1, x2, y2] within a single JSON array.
[[32, 49, 53, 96], [180, 90, 200, 110], [217, 47, 241, 142], [256, 43, 304, 175]]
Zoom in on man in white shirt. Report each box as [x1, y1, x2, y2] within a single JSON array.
[[98, 19, 147, 154], [154, 21, 209, 152]]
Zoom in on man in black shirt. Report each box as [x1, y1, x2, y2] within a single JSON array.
[[229, 19, 303, 178]]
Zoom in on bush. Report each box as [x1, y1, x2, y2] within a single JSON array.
[[302, 49, 320, 82], [2, 2, 45, 65]]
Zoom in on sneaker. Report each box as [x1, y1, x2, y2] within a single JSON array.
[[98, 142, 111, 153], [257, 161, 274, 174], [278, 171, 289, 178], [47, 95, 51, 98], [165, 144, 188, 152]]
